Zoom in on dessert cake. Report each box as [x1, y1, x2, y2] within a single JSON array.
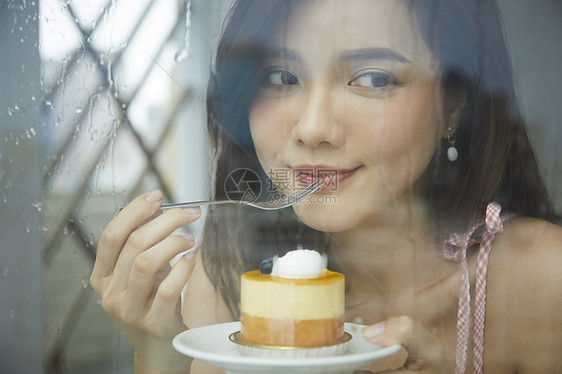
[[239, 249, 345, 347]]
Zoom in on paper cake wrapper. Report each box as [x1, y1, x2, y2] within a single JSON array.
[[229, 331, 352, 359]]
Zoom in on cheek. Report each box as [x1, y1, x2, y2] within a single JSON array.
[[355, 81, 443, 185], [391, 99, 442, 154], [249, 101, 292, 166], [398, 80, 443, 150], [356, 103, 440, 157], [249, 105, 278, 153]]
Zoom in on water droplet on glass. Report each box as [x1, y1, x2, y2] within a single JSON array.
[[81, 277, 89, 288], [25, 127, 36, 139], [3, 267, 8, 277], [9, 310, 15, 318], [32, 201, 43, 211], [174, 49, 188, 63], [75, 108, 83, 114], [175, 0, 192, 63], [90, 131, 98, 143]]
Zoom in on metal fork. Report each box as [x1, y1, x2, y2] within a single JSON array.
[[159, 179, 323, 211]]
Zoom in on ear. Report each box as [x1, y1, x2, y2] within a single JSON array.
[[442, 85, 467, 137]]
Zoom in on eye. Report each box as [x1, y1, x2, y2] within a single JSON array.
[[349, 70, 396, 88], [264, 70, 299, 87]]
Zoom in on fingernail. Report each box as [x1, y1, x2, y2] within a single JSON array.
[[181, 233, 194, 242], [183, 248, 197, 261], [363, 322, 385, 340], [145, 190, 162, 203], [184, 207, 201, 215], [183, 240, 200, 261]]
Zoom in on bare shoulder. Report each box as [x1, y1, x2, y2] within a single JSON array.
[[182, 250, 233, 328], [487, 217, 562, 372], [494, 217, 562, 282], [500, 216, 562, 253]]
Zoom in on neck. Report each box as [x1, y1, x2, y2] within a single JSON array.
[[330, 199, 457, 309]]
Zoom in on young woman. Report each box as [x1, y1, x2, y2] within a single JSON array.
[[90, 0, 562, 373]]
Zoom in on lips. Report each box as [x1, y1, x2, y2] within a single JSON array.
[[292, 164, 359, 190]]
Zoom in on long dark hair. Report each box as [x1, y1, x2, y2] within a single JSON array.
[[201, 0, 559, 318]]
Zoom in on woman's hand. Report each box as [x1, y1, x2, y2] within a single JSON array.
[[90, 190, 201, 373], [362, 316, 452, 373]]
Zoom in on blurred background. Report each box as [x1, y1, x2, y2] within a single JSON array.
[[0, 0, 560, 373]]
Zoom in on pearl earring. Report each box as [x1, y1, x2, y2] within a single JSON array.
[[447, 127, 458, 162]]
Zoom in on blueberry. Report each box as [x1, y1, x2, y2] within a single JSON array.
[[259, 257, 274, 274]]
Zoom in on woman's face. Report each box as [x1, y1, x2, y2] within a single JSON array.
[[249, 0, 447, 232]]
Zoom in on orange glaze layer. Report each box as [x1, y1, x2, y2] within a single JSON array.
[[240, 313, 345, 347], [241, 269, 343, 285]]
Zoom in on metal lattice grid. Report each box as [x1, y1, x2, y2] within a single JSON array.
[[40, 0, 229, 371]]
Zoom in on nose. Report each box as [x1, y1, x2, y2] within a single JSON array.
[[290, 85, 344, 148]]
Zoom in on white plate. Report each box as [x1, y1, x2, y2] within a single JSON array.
[[173, 322, 402, 374]]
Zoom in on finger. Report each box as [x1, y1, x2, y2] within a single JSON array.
[[125, 233, 196, 313], [148, 253, 198, 325], [363, 316, 449, 373], [91, 190, 164, 286], [112, 207, 201, 290]]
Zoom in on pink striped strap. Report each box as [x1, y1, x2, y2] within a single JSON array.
[[443, 202, 511, 374]]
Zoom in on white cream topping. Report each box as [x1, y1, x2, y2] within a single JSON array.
[[271, 249, 327, 279]]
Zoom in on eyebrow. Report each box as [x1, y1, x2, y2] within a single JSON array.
[[264, 48, 300, 61], [340, 48, 412, 64], [263, 47, 412, 64]]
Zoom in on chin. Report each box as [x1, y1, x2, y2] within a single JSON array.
[[292, 202, 361, 233]]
